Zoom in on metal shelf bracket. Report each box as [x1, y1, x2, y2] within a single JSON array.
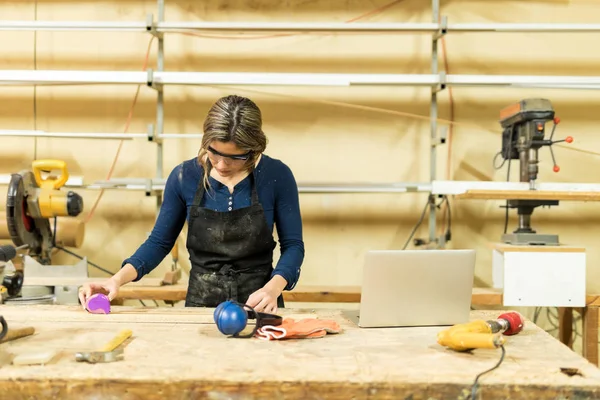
[[146, 124, 163, 144], [146, 13, 163, 39], [435, 71, 447, 93], [434, 15, 448, 40], [146, 68, 163, 91]]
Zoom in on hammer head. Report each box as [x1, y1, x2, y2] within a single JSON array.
[[75, 348, 124, 363]]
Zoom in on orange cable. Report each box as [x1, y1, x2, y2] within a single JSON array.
[[166, 0, 406, 40]]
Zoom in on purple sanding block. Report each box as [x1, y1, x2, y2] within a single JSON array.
[[86, 293, 111, 314]]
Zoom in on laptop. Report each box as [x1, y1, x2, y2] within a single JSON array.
[[345, 249, 476, 328]]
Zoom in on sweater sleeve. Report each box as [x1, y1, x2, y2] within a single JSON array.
[[122, 164, 188, 281], [271, 162, 305, 290]]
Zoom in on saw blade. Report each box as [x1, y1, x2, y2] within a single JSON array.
[[6, 172, 47, 256]]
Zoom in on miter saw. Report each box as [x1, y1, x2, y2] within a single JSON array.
[[5, 159, 83, 263], [496, 98, 573, 246], [1, 159, 84, 303]]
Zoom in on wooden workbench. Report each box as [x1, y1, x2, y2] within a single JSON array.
[[114, 285, 600, 367], [0, 305, 599, 399]]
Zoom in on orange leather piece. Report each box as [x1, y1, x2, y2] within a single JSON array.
[[256, 318, 342, 340]]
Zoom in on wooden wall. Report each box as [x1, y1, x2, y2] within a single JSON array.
[[1, 0, 599, 346]]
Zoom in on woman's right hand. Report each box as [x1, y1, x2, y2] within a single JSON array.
[[78, 278, 120, 311]]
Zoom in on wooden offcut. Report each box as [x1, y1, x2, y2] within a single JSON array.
[[0, 326, 35, 344], [0, 305, 598, 399]]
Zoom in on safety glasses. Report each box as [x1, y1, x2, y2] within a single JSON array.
[[207, 146, 252, 165]]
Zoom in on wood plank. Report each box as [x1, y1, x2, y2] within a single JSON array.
[[455, 189, 600, 201], [582, 307, 600, 366], [116, 285, 506, 305], [587, 295, 600, 307], [24, 277, 167, 287], [116, 284, 600, 310], [113, 286, 506, 305], [283, 285, 361, 303], [559, 308, 574, 349], [0, 305, 599, 399], [116, 283, 188, 301], [472, 287, 504, 305]]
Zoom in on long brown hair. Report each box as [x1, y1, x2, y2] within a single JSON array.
[[198, 95, 268, 192]]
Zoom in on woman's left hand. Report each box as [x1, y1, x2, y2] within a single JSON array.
[[246, 275, 287, 314], [246, 287, 279, 314]]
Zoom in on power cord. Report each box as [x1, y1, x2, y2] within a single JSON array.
[[492, 126, 513, 235], [53, 244, 114, 276], [403, 195, 451, 250], [503, 158, 512, 235], [53, 245, 146, 307], [466, 345, 506, 399], [402, 199, 429, 250]]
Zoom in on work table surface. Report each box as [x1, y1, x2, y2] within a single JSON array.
[[0, 306, 598, 400]]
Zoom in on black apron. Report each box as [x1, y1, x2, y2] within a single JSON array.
[[185, 169, 284, 309]]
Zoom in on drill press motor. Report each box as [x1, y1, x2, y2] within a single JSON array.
[[497, 98, 573, 246]]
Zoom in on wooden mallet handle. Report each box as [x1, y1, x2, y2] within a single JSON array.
[[0, 327, 35, 343]]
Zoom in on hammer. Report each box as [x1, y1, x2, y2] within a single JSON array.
[[75, 329, 132, 364]]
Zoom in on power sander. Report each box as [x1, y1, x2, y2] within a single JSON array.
[[5, 159, 83, 264], [437, 311, 524, 352], [496, 98, 573, 246]]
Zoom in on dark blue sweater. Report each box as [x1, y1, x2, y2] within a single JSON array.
[[122, 154, 305, 290]]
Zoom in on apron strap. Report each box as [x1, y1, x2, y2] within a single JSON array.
[[249, 169, 259, 205], [191, 178, 206, 209]]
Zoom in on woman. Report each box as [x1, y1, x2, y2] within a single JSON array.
[[79, 95, 305, 314]]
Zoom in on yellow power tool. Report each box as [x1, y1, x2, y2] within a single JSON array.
[[6, 159, 83, 264], [30, 159, 78, 218], [437, 311, 525, 352]]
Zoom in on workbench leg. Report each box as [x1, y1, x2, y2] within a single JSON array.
[[581, 306, 599, 366], [558, 307, 574, 349]]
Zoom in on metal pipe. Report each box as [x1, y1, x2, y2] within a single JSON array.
[[158, 21, 439, 32], [0, 70, 147, 85], [0, 21, 146, 31], [447, 75, 600, 86], [160, 21, 600, 33], [448, 23, 600, 33], [155, 71, 356, 86], [0, 130, 141, 139], [156, 0, 165, 184], [84, 180, 434, 194], [3, 20, 600, 33], [0, 174, 84, 186], [0, 130, 204, 139], [156, 71, 442, 86], [429, 0, 440, 244], [3, 71, 600, 88]]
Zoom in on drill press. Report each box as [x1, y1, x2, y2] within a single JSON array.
[[497, 98, 573, 246]]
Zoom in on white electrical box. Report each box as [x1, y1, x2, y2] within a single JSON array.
[[491, 243, 586, 307]]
